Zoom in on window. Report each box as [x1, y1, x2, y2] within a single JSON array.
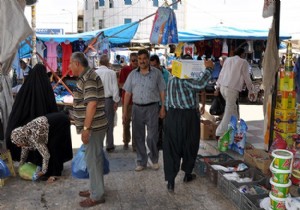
[[85, 22, 88, 32], [99, 19, 104, 29], [172, 0, 178, 9], [124, 0, 132, 5], [85, 0, 88, 10], [124, 18, 132, 24], [153, 0, 158, 7], [109, 0, 114, 8], [99, 0, 105, 6], [95, 1, 99, 9]]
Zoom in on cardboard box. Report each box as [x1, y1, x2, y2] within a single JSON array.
[[171, 60, 206, 79], [278, 71, 295, 91], [274, 108, 296, 122], [201, 120, 218, 140], [244, 148, 272, 175], [276, 91, 296, 109]]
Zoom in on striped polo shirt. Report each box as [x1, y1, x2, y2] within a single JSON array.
[[73, 67, 108, 133]]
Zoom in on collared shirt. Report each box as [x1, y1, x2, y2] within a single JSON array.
[[95, 65, 120, 103], [119, 65, 135, 104], [73, 67, 107, 133], [216, 55, 253, 92], [165, 68, 212, 109], [123, 66, 166, 104]]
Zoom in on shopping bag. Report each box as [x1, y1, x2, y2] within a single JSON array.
[[0, 159, 11, 178], [209, 94, 225, 116], [18, 162, 38, 180], [72, 144, 89, 179], [72, 145, 110, 179]]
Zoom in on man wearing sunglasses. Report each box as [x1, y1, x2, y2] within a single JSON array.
[[119, 53, 138, 151]]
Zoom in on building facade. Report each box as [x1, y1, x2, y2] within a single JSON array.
[[83, 0, 185, 40]]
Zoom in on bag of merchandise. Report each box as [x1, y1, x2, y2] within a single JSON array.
[[72, 145, 110, 179], [18, 162, 39, 180], [228, 116, 248, 155], [0, 159, 11, 178]]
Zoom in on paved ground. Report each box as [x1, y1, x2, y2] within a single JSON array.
[[0, 103, 266, 210]]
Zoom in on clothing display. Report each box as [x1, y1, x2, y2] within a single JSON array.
[[61, 41, 73, 76], [45, 39, 59, 72]]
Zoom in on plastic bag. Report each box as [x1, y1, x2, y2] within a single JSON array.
[[209, 94, 225, 116], [228, 116, 248, 155], [72, 145, 110, 179], [0, 159, 11, 178], [72, 145, 89, 179], [18, 162, 38, 180]]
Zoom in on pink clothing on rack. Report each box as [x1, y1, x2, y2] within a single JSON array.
[[46, 57, 57, 72], [45, 40, 59, 57]]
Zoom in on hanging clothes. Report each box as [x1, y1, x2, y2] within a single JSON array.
[[45, 39, 59, 72], [212, 39, 222, 58], [36, 40, 46, 61], [150, 7, 178, 45], [72, 39, 87, 52], [61, 40, 73, 76]]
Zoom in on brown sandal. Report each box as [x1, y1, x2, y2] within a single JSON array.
[[79, 190, 90, 197], [79, 197, 105, 208]]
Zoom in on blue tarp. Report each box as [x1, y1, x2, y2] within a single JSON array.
[[178, 26, 292, 42], [37, 21, 139, 43], [18, 21, 139, 58]]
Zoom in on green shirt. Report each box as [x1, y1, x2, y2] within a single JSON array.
[[73, 67, 107, 133]]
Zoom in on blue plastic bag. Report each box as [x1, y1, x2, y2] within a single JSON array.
[[72, 145, 110, 179], [0, 159, 11, 178]]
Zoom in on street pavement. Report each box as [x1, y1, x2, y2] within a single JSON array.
[[0, 103, 265, 210]]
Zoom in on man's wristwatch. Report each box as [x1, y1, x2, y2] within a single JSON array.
[[83, 126, 91, 131]]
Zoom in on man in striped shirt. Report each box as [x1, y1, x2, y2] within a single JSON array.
[[163, 54, 212, 193], [70, 52, 107, 208]]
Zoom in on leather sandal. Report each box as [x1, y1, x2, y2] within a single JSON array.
[[79, 197, 105, 208], [79, 190, 90, 198]]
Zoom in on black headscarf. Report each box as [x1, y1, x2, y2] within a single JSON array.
[[6, 63, 58, 161]]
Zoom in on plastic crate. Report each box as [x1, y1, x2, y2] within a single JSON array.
[[206, 160, 247, 185], [217, 171, 231, 198], [194, 153, 233, 176], [240, 194, 268, 210], [229, 168, 268, 187]]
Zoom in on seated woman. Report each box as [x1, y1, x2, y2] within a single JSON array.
[[11, 112, 73, 182]]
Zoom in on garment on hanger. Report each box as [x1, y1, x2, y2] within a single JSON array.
[[72, 38, 86, 52], [36, 40, 46, 60], [212, 39, 222, 58], [61, 40, 73, 76], [45, 39, 59, 72]]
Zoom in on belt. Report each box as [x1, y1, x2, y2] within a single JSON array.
[[134, 102, 158, 107], [105, 96, 113, 99]]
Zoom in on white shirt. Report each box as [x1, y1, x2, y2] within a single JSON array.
[[95, 65, 120, 103], [216, 55, 253, 92]]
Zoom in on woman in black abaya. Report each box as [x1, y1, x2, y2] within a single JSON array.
[[6, 63, 73, 178]]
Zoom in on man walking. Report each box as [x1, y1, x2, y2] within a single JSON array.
[[70, 52, 107, 208], [163, 54, 213, 192], [118, 52, 138, 151], [95, 54, 120, 152], [215, 47, 254, 138], [122, 49, 166, 171]]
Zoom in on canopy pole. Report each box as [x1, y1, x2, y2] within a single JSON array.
[[268, 0, 281, 151]]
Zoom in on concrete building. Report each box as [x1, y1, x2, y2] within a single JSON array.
[[83, 0, 185, 40]]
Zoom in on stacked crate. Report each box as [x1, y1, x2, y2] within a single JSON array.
[[274, 41, 297, 148]]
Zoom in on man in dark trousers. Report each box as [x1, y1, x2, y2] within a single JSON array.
[[163, 54, 212, 192]]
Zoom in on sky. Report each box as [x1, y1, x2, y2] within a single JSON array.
[[24, 0, 300, 37]]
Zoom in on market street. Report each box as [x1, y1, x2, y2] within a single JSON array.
[[0, 103, 264, 210]]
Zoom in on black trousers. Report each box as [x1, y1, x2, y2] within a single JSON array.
[[163, 108, 200, 182]]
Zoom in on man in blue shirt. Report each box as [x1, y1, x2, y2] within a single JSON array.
[[163, 54, 212, 192]]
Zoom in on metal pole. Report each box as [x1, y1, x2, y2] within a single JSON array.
[[31, 5, 38, 67]]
